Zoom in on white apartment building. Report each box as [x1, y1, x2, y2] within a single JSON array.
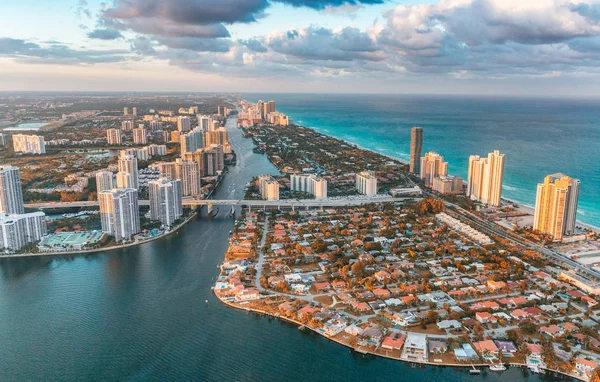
[[0, 212, 47, 251], [356, 171, 377, 196], [467, 150, 505, 207], [13, 134, 45, 154], [98, 188, 140, 242], [290, 174, 328, 199], [133, 127, 148, 145], [95, 171, 114, 193], [107, 129, 122, 145], [0, 165, 25, 214], [149, 178, 183, 227], [117, 154, 139, 189]]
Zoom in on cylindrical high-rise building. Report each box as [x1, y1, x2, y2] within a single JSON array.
[[410, 127, 423, 174]]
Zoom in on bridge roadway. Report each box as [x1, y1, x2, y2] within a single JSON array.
[[24, 196, 414, 210]]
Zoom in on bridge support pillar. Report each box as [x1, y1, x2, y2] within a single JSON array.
[[207, 204, 213, 215]]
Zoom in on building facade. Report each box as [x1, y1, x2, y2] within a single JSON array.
[[410, 127, 423, 174], [149, 178, 183, 227], [0, 165, 25, 214], [432, 176, 463, 195], [95, 171, 114, 193], [117, 154, 139, 190], [290, 174, 328, 199], [420, 152, 448, 187], [467, 150, 505, 207], [177, 116, 191, 133], [356, 171, 377, 196], [98, 188, 140, 243], [0, 212, 46, 251], [107, 129, 122, 145], [133, 128, 148, 145], [533, 173, 580, 241], [13, 134, 45, 154]]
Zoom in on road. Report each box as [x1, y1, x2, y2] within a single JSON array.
[[25, 196, 416, 210], [442, 202, 600, 281]]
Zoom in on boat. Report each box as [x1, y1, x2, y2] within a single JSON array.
[[469, 366, 481, 375], [298, 326, 306, 331], [489, 363, 506, 371], [205, 300, 209, 304]]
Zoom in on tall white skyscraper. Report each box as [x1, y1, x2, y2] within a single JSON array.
[[356, 171, 377, 196], [467, 150, 505, 207], [533, 173, 580, 241], [95, 171, 114, 193], [0, 165, 25, 214], [98, 188, 140, 242], [133, 128, 147, 145], [198, 115, 211, 131], [116, 172, 134, 189], [180, 128, 203, 156], [175, 159, 202, 197], [257, 175, 279, 201], [177, 116, 191, 132], [107, 129, 122, 145], [420, 152, 448, 187], [13, 134, 45, 154], [118, 154, 139, 190], [410, 127, 423, 174], [149, 178, 183, 227]]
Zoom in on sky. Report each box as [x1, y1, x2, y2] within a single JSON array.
[[1, 0, 600, 95]]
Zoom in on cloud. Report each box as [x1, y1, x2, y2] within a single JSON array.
[[0, 37, 128, 65], [239, 38, 268, 53], [275, 0, 384, 10], [267, 26, 384, 61], [154, 37, 231, 52], [87, 28, 123, 40]]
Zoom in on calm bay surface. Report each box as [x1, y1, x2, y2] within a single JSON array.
[[0, 115, 561, 381]]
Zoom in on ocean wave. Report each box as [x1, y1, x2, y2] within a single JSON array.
[[502, 185, 519, 191]]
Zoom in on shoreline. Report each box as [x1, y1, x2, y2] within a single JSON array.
[[215, 292, 581, 381], [240, 99, 598, 231], [0, 212, 198, 259]]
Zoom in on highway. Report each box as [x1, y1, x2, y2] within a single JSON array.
[[444, 204, 600, 281], [24, 196, 415, 210]]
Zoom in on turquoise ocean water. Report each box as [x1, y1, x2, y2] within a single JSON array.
[[245, 94, 600, 228]]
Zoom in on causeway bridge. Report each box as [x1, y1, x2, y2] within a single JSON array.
[[24, 196, 416, 211]]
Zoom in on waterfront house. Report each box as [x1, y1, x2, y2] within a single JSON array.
[[362, 327, 383, 346], [297, 305, 319, 320], [381, 333, 407, 351], [429, 339, 448, 354], [473, 340, 499, 358], [401, 333, 428, 362], [494, 340, 517, 354], [526, 343, 545, 368], [575, 357, 599, 378], [345, 325, 364, 336], [454, 343, 479, 361], [236, 288, 261, 302]]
